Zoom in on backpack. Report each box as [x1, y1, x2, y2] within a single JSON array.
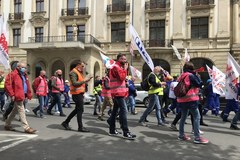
[[48, 76, 55, 91], [140, 73, 152, 91], [174, 75, 190, 97]]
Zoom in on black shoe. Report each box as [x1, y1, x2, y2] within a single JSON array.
[[60, 113, 66, 117], [61, 122, 71, 130], [145, 119, 149, 122], [223, 119, 231, 122], [62, 104, 66, 108], [47, 110, 53, 115], [93, 112, 98, 116], [109, 129, 121, 136], [230, 124, 240, 130], [78, 127, 90, 132], [32, 109, 37, 116], [123, 132, 136, 140], [200, 122, 209, 126]]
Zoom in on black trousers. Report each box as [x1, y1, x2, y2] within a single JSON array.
[[64, 93, 84, 129]]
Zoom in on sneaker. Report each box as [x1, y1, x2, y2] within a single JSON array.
[[54, 111, 60, 115], [47, 110, 53, 115], [158, 122, 166, 126], [59, 113, 66, 117], [178, 134, 191, 141], [32, 109, 38, 116], [39, 115, 47, 119], [24, 127, 37, 134], [25, 108, 30, 113], [61, 122, 71, 130], [93, 112, 98, 116], [139, 122, 149, 127], [123, 132, 136, 140], [194, 137, 209, 144], [200, 122, 209, 126], [230, 124, 240, 130], [169, 124, 178, 131], [191, 130, 204, 135], [109, 130, 121, 136]]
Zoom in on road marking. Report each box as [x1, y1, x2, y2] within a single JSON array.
[[0, 134, 38, 152]]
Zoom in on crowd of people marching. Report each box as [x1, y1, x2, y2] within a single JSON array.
[[0, 53, 240, 143]]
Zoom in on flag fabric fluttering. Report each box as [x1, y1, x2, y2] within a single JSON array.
[[212, 65, 225, 96], [130, 66, 142, 80], [129, 24, 154, 71], [99, 52, 115, 69], [225, 54, 240, 99], [0, 15, 10, 69], [129, 39, 135, 56], [184, 48, 190, 62], [171, 45, 182, 60]]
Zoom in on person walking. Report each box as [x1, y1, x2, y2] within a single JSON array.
[[47, 69, 66, 117], [0, 70, 6, 112], [107, 53, 136, 140], [176, 62, 208, 144], [62, 80, 71, 108], [93, 75, 102, 115], [61, 60, 92, 132], [128, 76, 137, 115], [4, 62, 36, 134], [32, 70, 48, 118], [138, 66, 166, 126]]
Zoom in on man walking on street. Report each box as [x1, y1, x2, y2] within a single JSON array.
[[32, 70, 48, 118], [61, 60, 92, 132], [107, 53, 136, 140], [4, 62, 36, 134]]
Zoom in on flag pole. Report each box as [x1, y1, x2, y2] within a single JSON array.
[[130, 0, 134, 66]]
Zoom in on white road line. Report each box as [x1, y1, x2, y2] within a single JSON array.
[[0, 134, 38, 152]]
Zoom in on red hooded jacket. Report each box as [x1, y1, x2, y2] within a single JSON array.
[[5, 69, 32, 101]]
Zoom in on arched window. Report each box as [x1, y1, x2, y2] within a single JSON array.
[[51, 60, 65, 80], [142, 59, 170, 79], [190, 58, 214, 84]]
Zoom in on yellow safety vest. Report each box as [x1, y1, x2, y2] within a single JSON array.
[[0, 78, 5, 89], [148, 74, 161, 95]]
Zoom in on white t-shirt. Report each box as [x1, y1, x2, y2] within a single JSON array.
[[169, 81, 178, 99]]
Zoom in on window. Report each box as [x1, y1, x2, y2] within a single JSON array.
[[112, 0, 126, 11], [66, 25, 85, 41], [191, 0, 209, 6], [14, 0, 22, 13], [111, 22, 125, 42], [35, 27, 43, 42], [36, 0, 44, 12], [78, 0, 86, 8], [66, 26, 73, 41], [13, 28, 21, 47], [150, 0, 166, 9], [191, 17, 208, 39], [149, 20, 165, 47], [67, 0, 74, 9]]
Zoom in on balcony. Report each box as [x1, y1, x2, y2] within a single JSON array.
[[144, 39, 173, 48], [60, 7, 90, 23], [186, 0, 215, 9], [107, 3, 130, 13], [8, 12, 25, 26], [145, 0, 170, 10]]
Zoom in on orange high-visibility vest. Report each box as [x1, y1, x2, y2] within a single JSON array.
[[70, 68, 85, 95]]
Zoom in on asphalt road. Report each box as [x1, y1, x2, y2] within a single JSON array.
[[0, 100, 240, 160]]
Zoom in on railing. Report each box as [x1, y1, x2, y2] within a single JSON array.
[[8, 12, 24, 20], [27, 34, 101, 47], [144, 39, 173, 47], [186, 0, 214, 6], [61, 7, 89, 16], [107, 3, 130, 13], [145, 0, 170, 10]]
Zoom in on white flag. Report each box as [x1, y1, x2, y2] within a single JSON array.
[[206, 64, 213, 78], [171, 45, 182, 60], [225, 55, 239, 99], [129, 24, 154, 71], [0, 15, 10, 69], [184, 48, 190, 62], [130, 66, 142, 80], [212, 65, 226, 96], [99, 52, 116, 69]]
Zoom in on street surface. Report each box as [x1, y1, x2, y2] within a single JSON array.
[[0, 100, 240, 160]]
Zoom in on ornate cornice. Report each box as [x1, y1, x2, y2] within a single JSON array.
[[29, 12, 49, 27]]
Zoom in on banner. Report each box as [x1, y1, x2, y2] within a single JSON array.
[[212, 65, 225, 96], [99, 52, 115, 69], [184, 48, 190, 62], [206, 65, 213, 78], [225, 55, 240, 99], [0, 15, 10, 69], [130, 66, 142, 80], [171, 45, 182, 60], [129, 24, 154, 71]]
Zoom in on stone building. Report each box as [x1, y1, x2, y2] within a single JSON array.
[[0, 0, 240, 92]]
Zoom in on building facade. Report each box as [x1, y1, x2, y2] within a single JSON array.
[[0, 0, 240, 91]]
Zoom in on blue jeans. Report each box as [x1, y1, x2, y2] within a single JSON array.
[[33, 96, 45, 116], [179, 101, 200, 139], [128, 95, 136, 113], [94, 94, 102, 113], [107, 97, 129, 133], [139, 94, 162, 124], [0, 91, 5, 110], [48, 93, 63, 113]]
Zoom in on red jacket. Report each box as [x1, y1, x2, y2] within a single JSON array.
[[5, 69, 32, 101]]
